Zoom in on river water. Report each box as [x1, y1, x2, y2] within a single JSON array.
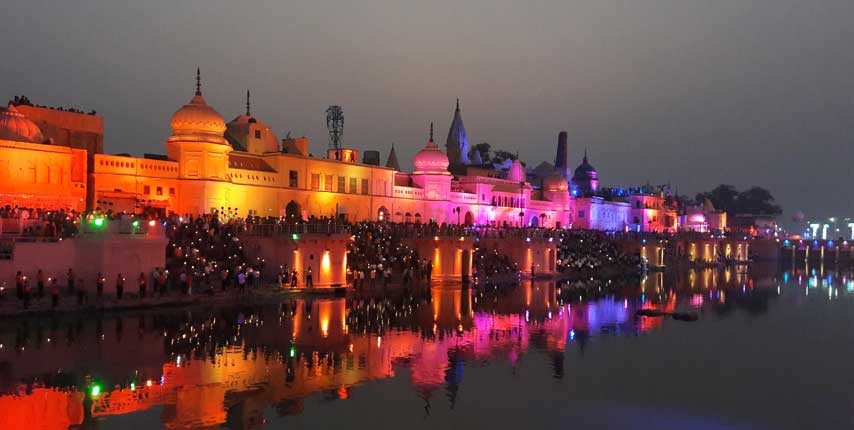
[[0, 266, 852, 429]]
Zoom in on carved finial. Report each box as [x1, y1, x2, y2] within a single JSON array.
[[456, 98, 460, 111], [195, 68, 202, 96], [583, 148, 588, 161], [429, 122, 434, 142], [246, 89, 251, 116]]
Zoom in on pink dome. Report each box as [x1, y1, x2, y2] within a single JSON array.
[[0, 104, 45, 143], [413, 127, 450, 174], [543, 173, 568, 192], [170, 94, 226, 137]]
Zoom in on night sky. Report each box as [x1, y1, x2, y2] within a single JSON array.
[[3, 0, 854, 225]]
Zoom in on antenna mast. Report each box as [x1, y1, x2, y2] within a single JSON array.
[[326, 105, 344, 151]]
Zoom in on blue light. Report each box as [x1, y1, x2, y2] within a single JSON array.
[[783, 240, 791, 246], [569, 329, 576, 341]]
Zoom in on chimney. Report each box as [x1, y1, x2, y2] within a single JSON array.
[[555, 131, 568, 169]]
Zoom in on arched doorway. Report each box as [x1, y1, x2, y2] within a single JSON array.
[[285, 200, 301, 221], [530, 215, 539, 228], [405, 212, 412, 223], [464, 211, 474, 226], [414, 213, 422, 224], [377, 206, 390, 222]]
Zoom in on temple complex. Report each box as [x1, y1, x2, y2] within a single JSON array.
[[0, 72, 689, 233]]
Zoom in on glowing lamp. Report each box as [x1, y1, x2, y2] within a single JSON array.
[[148, 220, 156, 227], [93, 218, 104, 227], [132, 220, 140, 228], [90, 384, 102, 397]]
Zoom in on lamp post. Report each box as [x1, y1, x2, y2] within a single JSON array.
[[519, 181, 525, 228]]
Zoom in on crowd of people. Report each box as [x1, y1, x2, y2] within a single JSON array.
[[346, 222, 433, 289], [554, 230, 642, 273], [0, 205, 81, 238], [1, 205, 647, 313]]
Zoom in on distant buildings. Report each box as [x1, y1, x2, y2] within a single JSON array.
[[0, 73, 690, 232]]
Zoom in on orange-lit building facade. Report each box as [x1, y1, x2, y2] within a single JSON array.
[[0, 79, 677, 232]]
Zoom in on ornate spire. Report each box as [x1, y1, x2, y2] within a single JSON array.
[[583, 148, 588, 162], [386, 143, 400, 171], [429, 122, 434, 142], [246, 89, 251, 116], [446, 98, 469, 164], [195, 68, 202, 96]]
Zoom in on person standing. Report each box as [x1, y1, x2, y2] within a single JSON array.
[[67, 268, 76, 295], [22, 278, 31, 309], [36, 270, 45, 299], [290, 269, 298, 288], [50, 278, 60, 309], [15, 271, 24, 300], [116, 274, 125, 300], [96, 273, 105, 300], [306, 266, 313, 288], [237, 270, 246, 294], [138, 272, 147, 299], [76, 279, 86, 306], [179, 270, 189, 295], [246, 269, 255, 291], [150, 267, 159, 295]]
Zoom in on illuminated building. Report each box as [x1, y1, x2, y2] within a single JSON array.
[[1, 73, 675, 232]]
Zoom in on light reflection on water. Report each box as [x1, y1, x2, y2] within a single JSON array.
[[0, 266, 853, 429]]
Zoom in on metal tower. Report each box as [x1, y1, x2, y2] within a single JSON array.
[[326, 105, 344, 150]]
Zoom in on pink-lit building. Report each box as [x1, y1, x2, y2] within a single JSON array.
[[1, 74, 675, 232]]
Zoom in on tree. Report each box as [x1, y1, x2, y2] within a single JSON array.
[[468, 142, 491, 162], [736, 186, 782, 216], [490, 150, 518, 165], [695, 184, 739, 213], [695, 184, 782, 216]]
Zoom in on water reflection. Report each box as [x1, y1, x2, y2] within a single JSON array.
[[0, 266, 843, 429]]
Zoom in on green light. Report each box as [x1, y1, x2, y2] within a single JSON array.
[[93, 218, 104, 227], [131, 220, 140, 228], [289, 346, 296, 357], [292, 233, 299, 240], [91, 384, 101, 397], [130, 382, 136, 391]]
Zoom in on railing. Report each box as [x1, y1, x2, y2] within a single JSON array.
[[243, 223, 351, 236], [78, 218, 155, 235]]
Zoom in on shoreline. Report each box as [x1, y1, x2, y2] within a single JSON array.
[[0, 266, 646, 318]]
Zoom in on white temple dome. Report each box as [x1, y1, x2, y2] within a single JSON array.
[[170, 94, 226, 137], [413, 123, 450, 174]]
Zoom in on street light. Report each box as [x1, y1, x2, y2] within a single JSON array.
[[519, 181, 525, 227]]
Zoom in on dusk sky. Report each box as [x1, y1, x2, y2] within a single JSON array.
[[3, 0, 854, 225]]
